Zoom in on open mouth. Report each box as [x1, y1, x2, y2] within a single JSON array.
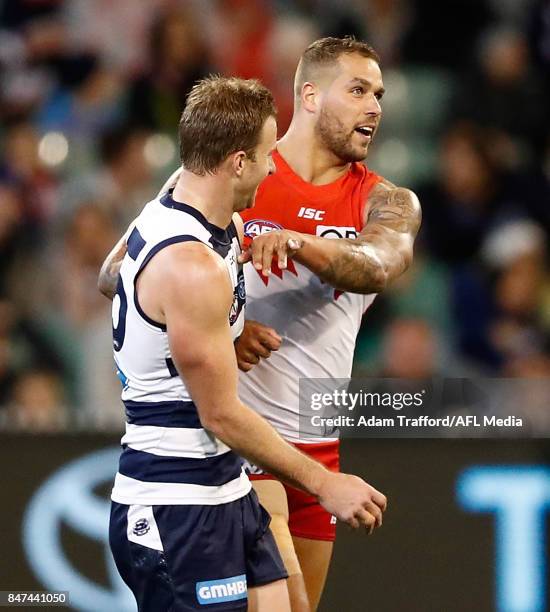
[[354, 126, 374, 140]]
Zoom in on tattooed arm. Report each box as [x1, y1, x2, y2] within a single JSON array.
[[240, 178, 421, 294], [300, 178, 422, 293]]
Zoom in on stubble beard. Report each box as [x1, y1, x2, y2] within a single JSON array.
[[315, 106, 369, 163]]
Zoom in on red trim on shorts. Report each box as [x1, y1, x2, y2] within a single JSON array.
[[249, 440, 340, 541]]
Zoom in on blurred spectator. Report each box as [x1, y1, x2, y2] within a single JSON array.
[[417, 122, 537, 368], [60, 204, 121, 427], [0, 299, 67, 408], [0, 0, 70, 122], [383, 254, 453, 335], [354, 252, 455, 374], [37, 203, 123, 429], [127, 4, 212, 132], [62, 0, 162, 75], [210, 0, 274, 82], [380, 318, 440, 378], [483, 220, 550, 365], [266, 15, 319, 133], [353, 0, 412, 66], [420, 121, 508, 264], [1, 121, 59, 241], [402, 0, 494, 70], [36, 53, 124, 140], [452, 27, 549, 164], [61, 124, 153, 231], [57, 203, 118, 326], [0, 182, 25, 295], [3, 368, 67, 432]]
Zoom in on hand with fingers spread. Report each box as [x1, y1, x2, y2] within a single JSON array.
[[235, 320, 282, 372], [238, 229, 305, 276], [317, 472, 387, 534]]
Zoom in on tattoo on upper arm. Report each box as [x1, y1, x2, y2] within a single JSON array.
[[365, 184, 422, 235], [304, 182, 421, 294], [319, 184, 421, 292]]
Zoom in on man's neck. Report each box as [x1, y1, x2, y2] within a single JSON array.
[[172, 170, 234, 228], [277, 120, 351, 186]]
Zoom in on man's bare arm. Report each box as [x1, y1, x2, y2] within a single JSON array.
[[98, 169, 183, 300], [98, 233, 127, 299], [304, 179, 421, 293], [145, 243, 386, 530], [240, 178, 421, 294]]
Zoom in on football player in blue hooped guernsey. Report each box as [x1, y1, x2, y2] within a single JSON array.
[[102, 75, 386, 612]]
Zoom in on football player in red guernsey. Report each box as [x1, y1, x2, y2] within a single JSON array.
[[99, 37, 420, 612], [235, 37, 420, 612]]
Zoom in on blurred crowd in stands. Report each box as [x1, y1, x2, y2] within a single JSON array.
[[0, 0, 549, 431]]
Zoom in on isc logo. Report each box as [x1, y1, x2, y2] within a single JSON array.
[[298, 207, 325, 221], [244, 219, 282, 238]]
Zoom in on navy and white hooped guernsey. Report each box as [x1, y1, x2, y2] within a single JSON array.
[[110, 189, 249, 506]]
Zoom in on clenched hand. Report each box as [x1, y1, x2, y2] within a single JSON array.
[[235, 320, 282, 372]]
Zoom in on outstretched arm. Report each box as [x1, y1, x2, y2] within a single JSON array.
[[240, 178, 421, 294], [300, 178, 421, 293]]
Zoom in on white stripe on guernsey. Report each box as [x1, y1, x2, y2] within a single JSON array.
[[121, 423, 231, 458], [127, 504, 164, 551], [111, 469, 251, 506]]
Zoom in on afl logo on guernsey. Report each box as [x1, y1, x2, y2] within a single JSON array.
[[244, 219, 283, 238]]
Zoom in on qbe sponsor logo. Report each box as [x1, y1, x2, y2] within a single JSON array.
[[244, 219, 282, 238], [316, 225, 358, 239], [196, 575, 247, 604]]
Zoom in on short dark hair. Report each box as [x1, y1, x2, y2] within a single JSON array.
[[294, 36, 380, 98], [179, 76, 276, 175]]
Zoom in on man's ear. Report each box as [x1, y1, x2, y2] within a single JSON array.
[[232, 151, 247, 177], [302, 82, 320, 113]]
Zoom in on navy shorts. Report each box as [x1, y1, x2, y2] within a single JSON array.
[[109, 490, 287, 611]]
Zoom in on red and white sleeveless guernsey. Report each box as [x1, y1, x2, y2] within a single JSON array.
[[238, 150, 381, 443]]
